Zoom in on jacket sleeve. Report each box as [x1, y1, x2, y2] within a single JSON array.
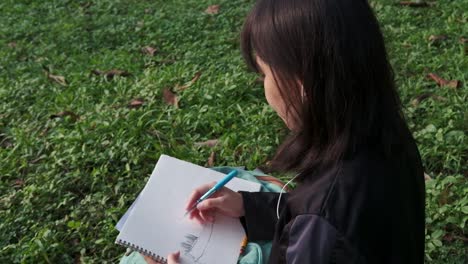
[[239, 191, 289, 241], [282, 214, 339, 263]]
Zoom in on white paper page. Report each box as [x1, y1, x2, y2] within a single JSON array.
[[116, 155, 261, 264]]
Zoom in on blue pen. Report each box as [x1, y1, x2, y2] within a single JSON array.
[[184, 169, 238, 217]]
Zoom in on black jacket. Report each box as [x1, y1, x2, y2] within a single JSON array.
[[240, 143, 425, 263]]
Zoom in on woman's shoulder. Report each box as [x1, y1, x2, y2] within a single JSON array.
[[289, 142, 423, 213]]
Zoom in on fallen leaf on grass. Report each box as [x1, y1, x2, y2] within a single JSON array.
[[47, 73, 67, 86], [50, 111, 80, 122], [206, 151, 216, 167], [411, 93, 431, 107], [141, 46, 158, 56], [0, 134, 14, 148], [427, 73, 460, 89], [12, 179, 25, 188], [428, 35, 447, 45], [424, 173, 432, 181], [411, 93, 446, 107], [30, 157, 44, 164], [205, 5, 220, 14], [189, 71, 202, 84], [398, 1, 429, 7], [175, 71, 202, 91], [74, 254, 81, 264], [91, 69, 131, 80], [438, 187, 450, 205], [162, 88, 179, 108], [147, 129, 166, 142], [40, 127, 50, 137], [42, 66, 68, 86], [195, 139, 219, 148], [442, 234, 454, 243], [128, 98, 145, 109]]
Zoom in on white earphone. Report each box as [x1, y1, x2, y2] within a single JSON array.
[[276, 173, 299, 219], [276, 85, 304, 219]]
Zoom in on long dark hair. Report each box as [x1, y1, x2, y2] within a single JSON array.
[[241, 0, 411, 179]]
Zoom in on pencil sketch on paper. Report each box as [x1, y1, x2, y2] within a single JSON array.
[[180, 221, 215, 264]]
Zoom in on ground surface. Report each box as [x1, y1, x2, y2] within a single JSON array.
[[0, 0, 466, 263]]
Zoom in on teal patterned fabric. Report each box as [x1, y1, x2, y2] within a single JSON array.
[[119, 167, 282, 264]]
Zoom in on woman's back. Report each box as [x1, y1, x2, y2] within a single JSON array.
[[261, 138, 425, 263]]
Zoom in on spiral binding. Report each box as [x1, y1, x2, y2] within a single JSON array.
[[116, 239, 168, 264]]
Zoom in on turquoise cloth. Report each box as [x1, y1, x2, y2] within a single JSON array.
[[119, 166, 281, 264]]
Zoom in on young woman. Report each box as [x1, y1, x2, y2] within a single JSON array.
[[155, 0, 426, 263]]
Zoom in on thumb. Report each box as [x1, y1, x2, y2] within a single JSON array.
[[197, 197, 224, 211], [167, 251, 180, 264]]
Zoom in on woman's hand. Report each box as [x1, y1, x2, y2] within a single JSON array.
[[144, 251, 180, 264], [186, 182, 245, 224]]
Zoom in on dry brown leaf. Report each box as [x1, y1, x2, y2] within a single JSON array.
[[0, 134, 13, 148], [142, 46, 158, 56], [195, 139, 219, 148], [40, 127, 50, 137], [411, 93, 432, 107], [175, 71, 202, 91], [189, 71, 202, 84], [445, 80, 460, 89], [427, 73, 461, 89], [424, 173, 432, 181], [428, 35, 447, 44], [428, 35, 447, 41], [205, 5, 220, 14], [442, 234, 455, 243], [50, 111, 80, 122], [46, 72, 67, 86], [399, 1, 429, 7], [128, 98, 145, 109], [162, 88, 179, 108], [91, 69, 131, 80], [12, 179, 25, 188], [30, 157, 44, 164], [206, 151, 216, 167], [411, 93, 445, 106]]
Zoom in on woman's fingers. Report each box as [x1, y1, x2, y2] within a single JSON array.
[[197, 196, 225, 211], [185, 182, 217, 210], [167, 251, 180, 264], [185, 184, 241, 222], [199, 208, 215, 222], [190, 209, 206, 225], [143, 255, 162, 264]]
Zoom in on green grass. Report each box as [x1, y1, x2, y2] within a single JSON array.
[[0, 0, 466, 263]]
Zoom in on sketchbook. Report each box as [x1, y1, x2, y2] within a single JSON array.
[[116, 155, 261, 264]]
